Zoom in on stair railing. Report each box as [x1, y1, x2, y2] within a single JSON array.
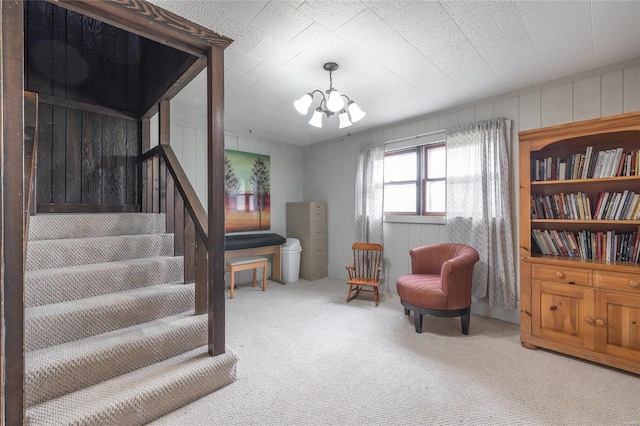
[[23, 91, 38, 254], [140, 144, 209, 315]]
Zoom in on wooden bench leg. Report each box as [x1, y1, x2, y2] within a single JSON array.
[[230, 268, 235, 299], [262, 261, 267, 291]]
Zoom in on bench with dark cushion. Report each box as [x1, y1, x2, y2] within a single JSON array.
[[224, 233, 286, 282], [225, 233, 286, 251]]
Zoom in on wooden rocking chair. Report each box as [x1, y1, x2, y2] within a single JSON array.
[[346, 242, 383, 306]]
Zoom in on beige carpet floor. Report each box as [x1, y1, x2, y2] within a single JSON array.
[[152, 277, 640, 426]]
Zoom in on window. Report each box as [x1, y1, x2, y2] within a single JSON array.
[[384, 143, 445, 215]]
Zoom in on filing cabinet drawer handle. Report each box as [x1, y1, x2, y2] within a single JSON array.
[[630, 280, 639, 288], [555, 271, 564, 278]]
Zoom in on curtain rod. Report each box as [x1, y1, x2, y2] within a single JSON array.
[[384, 129, 445, 145]]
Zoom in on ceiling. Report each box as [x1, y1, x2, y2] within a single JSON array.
[[154, 0, 640, 146]]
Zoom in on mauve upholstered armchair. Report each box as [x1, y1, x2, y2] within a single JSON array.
[[396, 243, 479, 334]]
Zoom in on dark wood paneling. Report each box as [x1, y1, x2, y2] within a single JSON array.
[[82, 111, 103, 204], [65, 109, 82, 203], [126, 120, 139, 206], [25, 0, 53, 95], [81, 14, 103, 106], [52, 5, 67, 98], [103, 116, 127, 205], [34, 102, 140, 211], [65, 6, 83, 102], [36, 103, 53, 203], [51, 106, 66, 203], [37, 203, 138, 213]]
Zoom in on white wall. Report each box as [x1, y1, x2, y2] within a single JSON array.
[[303, 58, 640, 324]]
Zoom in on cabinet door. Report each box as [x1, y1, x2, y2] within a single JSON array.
[[532, 281, 595, 350], [595, 291, 640, 363]]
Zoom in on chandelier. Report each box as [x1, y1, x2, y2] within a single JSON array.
[[293, 62, 366, 129]]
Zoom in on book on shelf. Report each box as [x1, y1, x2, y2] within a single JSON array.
[[533, 147, 640, 181], [531, 227, 640, 262]]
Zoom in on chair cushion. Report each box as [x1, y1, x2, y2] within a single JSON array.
[[396, 274, 448, 310]]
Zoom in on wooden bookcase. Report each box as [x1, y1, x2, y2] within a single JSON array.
[[519, 111, 640, 375]]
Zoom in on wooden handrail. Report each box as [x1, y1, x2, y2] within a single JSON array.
[[24, 91, 38, 251], [140, 143, 212, 322], [142, 144, 208, 246]]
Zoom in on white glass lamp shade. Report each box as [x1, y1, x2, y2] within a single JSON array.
[[294, 93, 313, 115], [326, 89, 344, 112], [347, 100, 366, 122], [338, 110, 352, 129], [309, 108, 324, 128]]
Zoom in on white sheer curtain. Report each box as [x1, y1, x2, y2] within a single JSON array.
[[354, 143, 384, 244], [445, 118, 517, 310]]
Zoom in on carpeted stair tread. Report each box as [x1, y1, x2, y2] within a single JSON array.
[[26, 233, 174, 271], [25, 345, 239, 426], [25, 256, 184, 307], [25, 312, 207, 407], [25, 283, 195, 351], [28, 213, 166, 241]]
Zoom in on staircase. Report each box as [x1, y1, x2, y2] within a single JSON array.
[[24, 213, 237, 425]]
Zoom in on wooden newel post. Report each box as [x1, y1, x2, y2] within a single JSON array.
[[207, 46, 226, 356]]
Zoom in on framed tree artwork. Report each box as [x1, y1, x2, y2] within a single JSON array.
[[224, 149, 271, 233]]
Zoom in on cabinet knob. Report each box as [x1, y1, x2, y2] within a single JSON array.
[[555, 271, 565, 278], [585, 317, 594, 325], [550, 305, 558, 311], [595, 319, 606, 326], [629, 280, 639, 288]]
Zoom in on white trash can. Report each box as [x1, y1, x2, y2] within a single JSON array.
[[282, 238, 302, 283]]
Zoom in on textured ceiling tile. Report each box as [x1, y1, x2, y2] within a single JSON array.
[[286, 23, 347, 61], [489, 46, 546, 83], [396, 57, 447, 88], [462, 3, 529, 47], [385, 1, 451, 40], [156, 1, 224, 29], [409, 19, 469, 57], [211, 13, 267, 51], [225, 70, 260, 90], [224, 86, 256, 103], [427, 39, 481, 71], [444, 58, 496, 83], [592, 1, 640, 41], [517, 1, 591, 45], [250, 1, 313, 41], [297, 1, 367, 32], [285, 1, 306, 8], [247, 35, 305, 65], [334, 8, 395, 51], [249, 61, 295, 86], [210, 0, 268, 23], [441, 0, 512, 28], [421, 77, 469, 104], [225, 48, 262, 74], [359, 32, 415, 68], [362, 0, 413, 19]]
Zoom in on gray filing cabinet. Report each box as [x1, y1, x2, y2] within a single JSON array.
[[286, 202, 327, 281]]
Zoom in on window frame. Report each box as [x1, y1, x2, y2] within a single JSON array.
[[383, 142, 446, 217]]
